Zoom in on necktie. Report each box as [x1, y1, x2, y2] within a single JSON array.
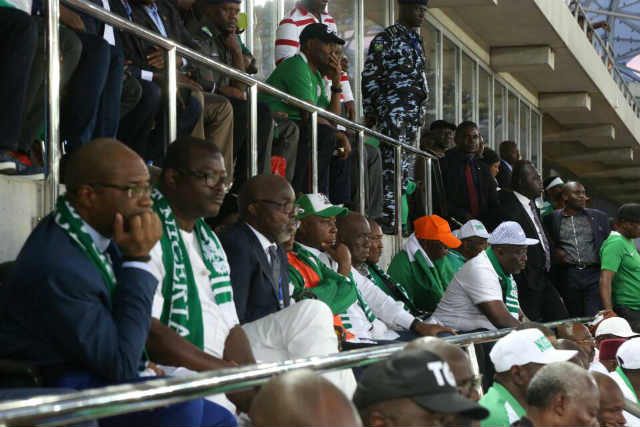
[[529, 199, 551, 272], [465, 161, 480, 218], [268, 245, 284, 308]]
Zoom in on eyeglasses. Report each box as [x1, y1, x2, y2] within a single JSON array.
[[177, 169, 229, 191], [256, 199, 303, 216], [90, 183, 152, 199]]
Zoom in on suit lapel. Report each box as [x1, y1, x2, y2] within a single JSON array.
[[240, 224, 280, 300]]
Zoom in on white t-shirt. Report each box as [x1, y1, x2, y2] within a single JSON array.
[[149, 230, 239, 359], [429, 251, 505, 331]]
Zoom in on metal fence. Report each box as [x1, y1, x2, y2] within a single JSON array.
[[0, 318, 602, 427]]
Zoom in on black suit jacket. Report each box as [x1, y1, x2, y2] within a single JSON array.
[[496, 159, 512, 190], [439, 148, 498, 227], [220, 222, 290, 324], [543, 208, 610, 264], [494, 190, 549, 291]]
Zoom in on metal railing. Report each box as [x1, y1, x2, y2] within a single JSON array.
[[0, 318, 597, 426], [567, 0, 640, 118], [43, 0, 437, 245]]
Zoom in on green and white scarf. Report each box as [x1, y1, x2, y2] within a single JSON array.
[[617, 367, 639, 403], [404, 233, 450, 295], [152, 190, 233, 350], [367, 264, 417, 314], [54, 195, 117, 295], [486, 248, 520, 318]]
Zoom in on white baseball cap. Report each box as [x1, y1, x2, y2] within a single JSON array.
[[595, 317, 636, 338], [488, 221, 539, 246], [453, 220, 490, 240], [490, 329, 577, 373], [616, 338, 640, 369]]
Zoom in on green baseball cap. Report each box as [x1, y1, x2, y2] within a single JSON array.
[[296, 194, 349, 219]]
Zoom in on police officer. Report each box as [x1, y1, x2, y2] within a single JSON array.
[[362, 0, 429, 234]]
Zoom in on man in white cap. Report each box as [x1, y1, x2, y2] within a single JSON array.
[[429, 221, 539, 332], [452, 219, 490, 261], [479, 329, 577, 427], [591, 317, 637, 373], [609, 338, 640, 426]]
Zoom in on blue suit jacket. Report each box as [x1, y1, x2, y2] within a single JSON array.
[[0, 215, 157, 382], [220, 222, 290, 324]]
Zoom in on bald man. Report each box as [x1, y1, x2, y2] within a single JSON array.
[[0, 139, 238, 426], [555, 339, 590, 369], [249, 370, 362, 427], [220, 179, 356, 397], [592, 372, 626, 427], [557, 322, 596, 364]]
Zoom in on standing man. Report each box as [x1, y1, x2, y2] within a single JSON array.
[[540, 176, 565, 217], [544, 181, 610, 317], [362, 0, 430, 234], [493, 160, 568, 322], [496, 140, 519, 190]]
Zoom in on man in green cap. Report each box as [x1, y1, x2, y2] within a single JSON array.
[[387, 214, 465, 314], [292, 194, 453, 344]]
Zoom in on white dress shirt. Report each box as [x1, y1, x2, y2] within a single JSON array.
[[246, 224, 278, 263], [514, 191, 550, 260]]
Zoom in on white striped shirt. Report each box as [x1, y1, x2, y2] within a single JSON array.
[[275, 3, 353, 103]]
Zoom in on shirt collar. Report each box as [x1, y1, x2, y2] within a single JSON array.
[[299, 52, 309, 64], [514, 191, 532, 207], [246, 223, 276, 252], [83, 221, 111, 253], [297, 242, 322, 257]]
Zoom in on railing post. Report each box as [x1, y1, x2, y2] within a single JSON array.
[[46, 0, 61, 211], [357, 130, 366, 215], [165, 47, 178, 151], [311, 111, 319, 193], [248, 84, 259, 177], [395, 145, 403, 247], [425, 157, 433, 215], [465, 344, 484, 398]]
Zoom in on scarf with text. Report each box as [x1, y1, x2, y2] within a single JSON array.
[[486, 247, 520, 318]]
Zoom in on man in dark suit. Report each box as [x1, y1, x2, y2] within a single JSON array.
[[220, 174, 356, 395], [0, 139, 235, 426], [440, 121, 498, 227], [493, 160, 568, 322], [543, 181, 610, 317], [496, 140, 519, 190]]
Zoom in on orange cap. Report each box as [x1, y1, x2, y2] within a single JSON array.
[[413, 215, 462, 248]]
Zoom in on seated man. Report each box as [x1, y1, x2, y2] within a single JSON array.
[[363, 218, 420, 317], [592, 372, 626, 427], [429, 221, 538, 332], [220, 175, 356, 396], [353, 348, 488, 427], [0, 139, 234, 426], [292, 194, 451, 344], [387, 215, 465, 314], [249, 370, 362, 427], [480, 329, 576, 427], [260, 23, 350, 196], [451, 219, 490, 261], [512, 362, 599, 427], [609, 338, 640, 426]]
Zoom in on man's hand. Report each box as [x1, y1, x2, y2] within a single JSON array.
[[222, 32, 242, 55], [146, 362, 166, 376], [113, 211, 162, 258], [326, 51, 343, 85], [413, 322, 456, 337], [60, 5, 85, 32], [177, 73, 203, 92], [147, 48, 182, 70], [218, 85, 247, 101], [344, 101, 355, 122], [324, 243, 352, 276], [335, 132, 352, 160]]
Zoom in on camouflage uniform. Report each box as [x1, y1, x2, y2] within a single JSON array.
[[362, 23, 429, 232]]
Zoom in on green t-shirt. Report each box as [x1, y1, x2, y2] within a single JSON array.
[[600, 231, 640, 310], [259, 54, 329, 121], [480, 383, 527, 427]]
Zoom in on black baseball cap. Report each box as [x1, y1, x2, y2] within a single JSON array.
[[299, 23, 346, 46], [353, 349, 489, 420]]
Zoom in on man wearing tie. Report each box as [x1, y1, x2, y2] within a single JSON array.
[[492, 160, 568, 321]]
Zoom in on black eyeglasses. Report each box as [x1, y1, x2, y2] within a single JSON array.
[[255, 199, 303, 216], [177, 169, 229, 191], [90, 183, 152, 199]]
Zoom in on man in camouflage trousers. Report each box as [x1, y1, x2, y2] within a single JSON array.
[[362, 0, 430, 234]]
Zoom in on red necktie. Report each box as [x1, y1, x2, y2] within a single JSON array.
[[465, 162, 480, 218]]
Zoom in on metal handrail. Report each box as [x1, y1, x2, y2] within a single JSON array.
[[0, 318, 592, 426]]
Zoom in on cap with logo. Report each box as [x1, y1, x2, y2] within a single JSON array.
[[353, 348, 489, 420], [488, 221, 539, 246], [490, 329, 577, 373], [543, 176, 564, 191], [616, 338, 640, 369], [453, 219, 490, 240], [595, 317, 636, 338], [296, 193, 348, 219], [414, 215, 461, 248], [299, 23, 346, 46]]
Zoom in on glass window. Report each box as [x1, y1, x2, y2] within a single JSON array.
[[442, 36, 458, 125], [494, 82, 505, 144], [508, 91, 519, 143], [531, 111, 541, 170], [461, 52, 475, 122], [253, 0, 279, 79], [365, 0, 389, 51], [422, 21, 440, 128], [520, 102, 531, 161], [478, 67, 491, 147]]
